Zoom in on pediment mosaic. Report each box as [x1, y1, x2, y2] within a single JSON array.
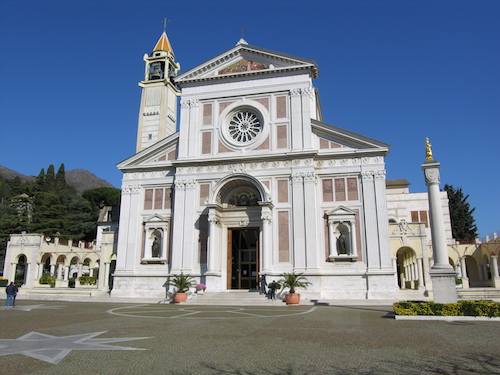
[[218, 59, 270, 75]]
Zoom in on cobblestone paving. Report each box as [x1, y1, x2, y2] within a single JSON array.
[[1, 301, 499, 375]]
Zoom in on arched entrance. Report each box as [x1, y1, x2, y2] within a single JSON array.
[[396, 247, 418, 289], [15, 255, 27, 285], [208, 174, 272, 291], [465, 256, 480, 287]]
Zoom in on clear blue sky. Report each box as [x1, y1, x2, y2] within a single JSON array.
[[0, 0, 498, 238]]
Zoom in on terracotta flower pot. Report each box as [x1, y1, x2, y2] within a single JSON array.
[[173, 292, 188, 304], [285, 293, 300, 305]]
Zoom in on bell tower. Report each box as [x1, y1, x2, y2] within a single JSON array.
[[136, 31, 180, 152]]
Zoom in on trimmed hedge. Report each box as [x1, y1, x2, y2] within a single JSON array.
[[78, 276, 97, 285], [394, 300, 500, 317], [39, 274, 56, 286], [0, 280, 9, 287]]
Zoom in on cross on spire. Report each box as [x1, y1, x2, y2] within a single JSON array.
[[162, 18, 170, 32], [240, 27, 246, 38]]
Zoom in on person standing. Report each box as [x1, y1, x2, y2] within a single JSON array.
[[259, 274, 267, 295], [5, 282, 18, 308], [269, 280, 277, 300]]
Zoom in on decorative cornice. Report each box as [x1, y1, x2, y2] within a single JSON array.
[[122, 184, 141, 193]]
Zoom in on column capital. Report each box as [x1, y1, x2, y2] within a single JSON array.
[[361, 171, 374, 180], [291, 173, 303, 182]]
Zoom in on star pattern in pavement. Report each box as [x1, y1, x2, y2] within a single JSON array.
[[0, 331, 151, 364]]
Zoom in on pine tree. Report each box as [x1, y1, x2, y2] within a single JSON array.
[[444, 184, 478, 242], [36, 168, 45, 191], [55, 163, 66, 190], [44, 165, 56, 191]]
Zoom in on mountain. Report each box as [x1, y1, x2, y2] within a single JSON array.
[[0, 166, 35, 182], [0, 166, 116, 195], [65, 169, 115, 195]]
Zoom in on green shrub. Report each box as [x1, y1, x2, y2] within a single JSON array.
[[459, 300, 500, 318], [434, 303, 460, 316], [0, 280, 9, 287], [78, 276, 97, 285], [39, 273, 56, 285], [393, 302, 434, 316], [394, 300, 500, 317]]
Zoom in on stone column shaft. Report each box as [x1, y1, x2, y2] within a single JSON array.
[[422, 159, 457, 303]]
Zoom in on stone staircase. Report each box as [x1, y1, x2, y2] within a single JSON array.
[[183, 290, 285, 306], [17, 286, 109, 300], [457, 288, 500, 302]]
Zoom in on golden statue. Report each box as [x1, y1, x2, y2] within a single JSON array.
[[425, 137, 433, 160]]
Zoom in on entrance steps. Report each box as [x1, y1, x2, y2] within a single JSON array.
[[184, 290, 284, 306], [457, 288, 500, 302], [17, 287, 108, 300]]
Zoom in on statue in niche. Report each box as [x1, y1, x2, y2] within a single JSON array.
[[151, 235, 161, 258], [337, 231, 348, 255]]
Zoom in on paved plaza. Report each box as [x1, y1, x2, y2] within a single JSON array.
[[1, 300, 499, 375]]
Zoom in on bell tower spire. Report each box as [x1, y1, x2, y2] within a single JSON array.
[[136, 25, 180, 152]]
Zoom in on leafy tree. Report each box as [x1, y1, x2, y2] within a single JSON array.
[[82, 187, 121, 210], [444, 184, 478, 241]]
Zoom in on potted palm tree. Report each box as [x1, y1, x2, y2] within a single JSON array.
[[280, 272, 312, 305], [167, 273, 195, 304]]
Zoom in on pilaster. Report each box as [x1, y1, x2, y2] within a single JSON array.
[[291, 172, 306, 270], [289, 89, 302, 151], [303, 172, 318, 269], [170, 179, 186, 273]]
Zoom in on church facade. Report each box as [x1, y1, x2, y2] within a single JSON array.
[[111, 32, 398, 300]]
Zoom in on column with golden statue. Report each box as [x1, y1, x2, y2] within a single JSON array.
[[422, 138, 457, 303]]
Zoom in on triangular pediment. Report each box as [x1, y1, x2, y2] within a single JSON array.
[[144, 213, 168, 223], [312, 119, 390, 153], [117, 133, 179, 171], [175, 43, 318, 85], [327, 206, 357, 217]]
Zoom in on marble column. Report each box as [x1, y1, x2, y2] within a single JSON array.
[[417, 258, 425, 290], [37, 263, 44, 279], [422, 155, 457, 303], [104, 262, 110, 288], [459, 256, 469, 288], [491, 256, 500, 288]]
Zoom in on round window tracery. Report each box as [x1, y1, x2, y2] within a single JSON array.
[[228, 110, 262, 144]]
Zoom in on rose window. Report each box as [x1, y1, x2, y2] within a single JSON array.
[[228, 111, 262, 144]]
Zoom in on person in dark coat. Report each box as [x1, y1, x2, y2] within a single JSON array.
[[5, 282, 18, 308], [259, 274, 267, 295], [268, 280, 277, 300]]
